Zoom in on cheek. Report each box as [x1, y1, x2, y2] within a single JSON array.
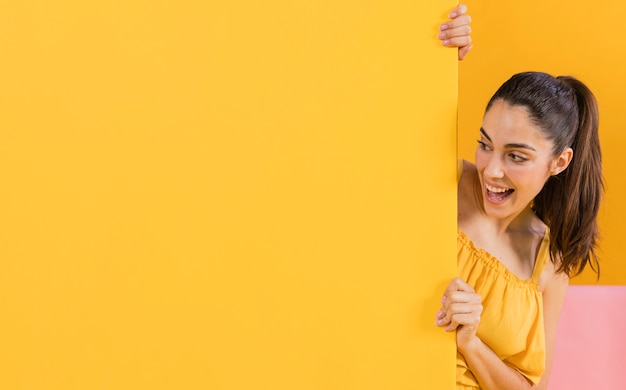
[[474, 150, 488, 170], [509, 168, 550, 195]]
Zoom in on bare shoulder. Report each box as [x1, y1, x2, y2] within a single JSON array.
[[459, 159, 476, 178], [538, 255, 569, 294], [458, 159, 477, 195], [458, 160, 479, 222]]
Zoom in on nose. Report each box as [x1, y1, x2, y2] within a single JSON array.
[[484, 155, 505, 179]]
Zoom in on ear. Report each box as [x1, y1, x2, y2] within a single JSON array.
[[550, 147, 573, 176]]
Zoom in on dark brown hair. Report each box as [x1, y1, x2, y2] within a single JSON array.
[[486, 72, 603, 277]]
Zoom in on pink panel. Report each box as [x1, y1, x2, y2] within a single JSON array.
[[549, 285, 626, 390]]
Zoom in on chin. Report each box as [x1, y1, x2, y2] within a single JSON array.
[[482, 196, 516, 219]]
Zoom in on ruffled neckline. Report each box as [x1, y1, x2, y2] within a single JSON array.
[[457, 228, 550, 287]]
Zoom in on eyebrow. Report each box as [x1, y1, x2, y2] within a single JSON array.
[[480, 128, 537, 152]]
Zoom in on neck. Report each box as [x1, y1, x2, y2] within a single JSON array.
[[491, 205, 537, 235], [472, 175, 538, 235]]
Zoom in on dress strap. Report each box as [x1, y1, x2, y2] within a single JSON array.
[[531, 229, 551, 282]]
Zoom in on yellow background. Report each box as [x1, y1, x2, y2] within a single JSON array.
[[459, 1, 626, 285], [0, 1, 458, 389]]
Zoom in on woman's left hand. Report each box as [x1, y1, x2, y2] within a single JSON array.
[[439, 4, 473, 60], [435, 277, 483, 350]]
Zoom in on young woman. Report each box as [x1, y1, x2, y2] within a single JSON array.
[[436, 72, 603, 389]]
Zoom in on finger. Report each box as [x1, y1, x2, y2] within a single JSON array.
[[441, 36, 472, 48], [443, 304, 483, 331], [446, 312, 481, 332], [440, 14, 472, 32], [447, 14, 472, 30], [447, 3, 468, 19], [435, 313, 452, 328], [444, 302, 482, 320], [434, 309, 450, 327], [441, 283, 473, 308], [440, 22, 472, 40], [444, 319, 460, 332], [442, 313, 480, 332], [437, 300, 482, 327], [441, 290, 481, 314], [458, 45, 473, 61], [443, 277, 475, 296], [444, 291, 482, 308]]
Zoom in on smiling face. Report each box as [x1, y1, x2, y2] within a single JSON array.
[[475, 100, 572, 222]]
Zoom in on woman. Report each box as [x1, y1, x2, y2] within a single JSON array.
[[436, 72, 603, 390]]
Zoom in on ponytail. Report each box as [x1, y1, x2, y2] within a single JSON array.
[[488, 72, 604, 277], [533, 77, 603, 277]]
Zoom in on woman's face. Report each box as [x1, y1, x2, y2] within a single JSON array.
[[475, 100, 570, 221]]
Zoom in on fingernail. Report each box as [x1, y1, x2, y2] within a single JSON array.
[[435, 319, 444, 326], [441, 295, 446, 304], [438, 32, 446, 39], [441, 40, 450, 46], [459, 4, 467, 14], [448, 12, 457, 18], [436, 310, 444, 319], [439, 24, 448, 31]]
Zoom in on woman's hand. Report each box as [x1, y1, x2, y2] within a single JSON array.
[[439, 4, 473, 60], [435, 277, 483, 351]]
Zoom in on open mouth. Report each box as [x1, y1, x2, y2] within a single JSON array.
[[486, 183, 514, 203]]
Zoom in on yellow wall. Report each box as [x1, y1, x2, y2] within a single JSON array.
[[459, 1, 626, 285], [0, 1, 459, 389]]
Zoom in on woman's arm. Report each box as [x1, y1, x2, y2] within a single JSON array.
[[437, 275, 569, 390], [457, 333, 539, 389], [535, 262, 570, 389], [439, 4, 473, 60], [437, 278, 535, 389]]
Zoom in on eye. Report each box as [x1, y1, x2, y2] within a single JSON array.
[[477, 140, 491, 151], [509, 153, 528, 162]]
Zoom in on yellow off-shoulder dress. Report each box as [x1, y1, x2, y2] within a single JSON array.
[[456, 160, 549, 389], [456, 230, 549, 389]]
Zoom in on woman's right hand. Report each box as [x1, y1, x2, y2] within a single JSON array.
[[439, 4, 473, 60], [435, 277, 483, 351]]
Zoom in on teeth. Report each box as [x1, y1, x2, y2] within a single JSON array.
[[486, 184, 510, 193]]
